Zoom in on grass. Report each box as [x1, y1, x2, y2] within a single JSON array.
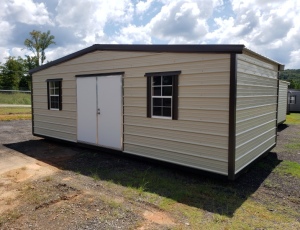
[[0, 107, 31, 121], [0, 210, 22, 227], [285, 113, 300, 125], [0, 92, 31, 105], [85, 163, 243, 216], [72, 149, 300, 228], [285, 142, 300, 151], [274, 161, 300, 178]]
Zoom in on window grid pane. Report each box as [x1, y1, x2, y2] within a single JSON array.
[[151, 75, 173, 118], [50, 81, 60, 96], [50, 96, 59, 109]]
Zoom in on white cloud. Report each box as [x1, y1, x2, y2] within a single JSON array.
[[0, 48, 10, 64], [148, 0, 216, 43], [5, 0, 53, 25], [136, 0, 153, 15], [288, 49, 300, 69], [114, 24, 152, 44], [43, 43, 90, 63], [55, 0, 134, 43], [203, 0, 300, 67], [0, 21, 14, 46], [10, 47, 31, 58]]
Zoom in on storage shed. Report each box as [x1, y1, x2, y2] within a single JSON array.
[[29, 44, 284, 180], [277, 80, 290, 124], [288, 89, 300, 112]]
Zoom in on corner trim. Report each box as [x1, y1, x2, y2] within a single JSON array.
[[75, 72, 125, 78], [228, 53, 237, 180]]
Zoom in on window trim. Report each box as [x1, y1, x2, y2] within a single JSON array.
[[145, 71, 180, 120], [46, 79, 62, 110]]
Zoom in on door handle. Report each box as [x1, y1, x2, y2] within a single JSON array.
[[97, 108, 100, 114]]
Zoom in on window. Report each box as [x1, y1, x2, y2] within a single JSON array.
[[145, 71, 180, 120], [289, 95, 296, 104], [47, 79, 62, 110]]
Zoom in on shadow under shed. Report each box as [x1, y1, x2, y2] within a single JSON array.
[[5, 138, 281, 217]]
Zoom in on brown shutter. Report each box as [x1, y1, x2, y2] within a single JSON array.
[[172, 75, 178, 120], [59, 81, 62, 110], [47, 81, 50, 110], [146, 76, 151, 118]]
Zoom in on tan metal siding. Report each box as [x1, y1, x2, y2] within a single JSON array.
[[235, 136, 276, 171], [124, 125, 228, 148], [32, 51, 230, 175], [235, 52, 278, 173], [124, 116, 228, 135], [278, 81, 289, 124], [124, 144, 228, 175], [32, 77, 77, 142], [34, 127, 77, 141]]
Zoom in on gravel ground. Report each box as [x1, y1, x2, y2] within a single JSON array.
[[0, 120, 300, 229]]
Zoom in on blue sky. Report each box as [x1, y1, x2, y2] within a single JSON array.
[[0, 0, 299, 69]]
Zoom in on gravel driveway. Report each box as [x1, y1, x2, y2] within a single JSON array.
[[0, 120, 38, 174]]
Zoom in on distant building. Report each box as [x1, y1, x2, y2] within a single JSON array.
[[288, 89, 300, 112]]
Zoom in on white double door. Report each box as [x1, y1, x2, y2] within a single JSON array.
[[77, 75, 122, 150]]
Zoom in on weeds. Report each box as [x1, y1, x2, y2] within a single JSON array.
[[0, 92, 31, 105], [284, 142, 300, 152], [90, 168, 100, 181], [0, 210, 21, 227], [44, 176, 53, 182], [158, 197, 177, 210], [21, 183, 45, 205], [0, 107, 31, 121], [213, 214, 228, 223], [286, 113, 300, 125], [274, 161, 300, 178]]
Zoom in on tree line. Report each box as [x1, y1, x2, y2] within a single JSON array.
[[0, 30, 55, 91], [279, 69, 300, 89]]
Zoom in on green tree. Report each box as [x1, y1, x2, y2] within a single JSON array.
[[279, 69, 300, 89], [22, 56, 39, 90], [0, 57, 25, 90], [24, 30, 55, 66]]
